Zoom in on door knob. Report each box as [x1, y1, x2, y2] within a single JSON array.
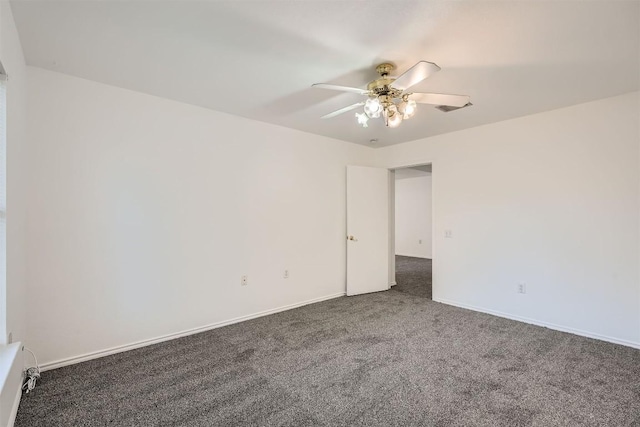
[[347, 235, 358, 241]]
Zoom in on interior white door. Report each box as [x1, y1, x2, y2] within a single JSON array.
[[346, 165, 389, 296]]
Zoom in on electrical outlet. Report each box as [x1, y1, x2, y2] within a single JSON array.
[[517, 282, 526, 294], [284, 270, 289, 279], [419, 239, 422, 244], [445, 230, 453, 238], [241, 275, 248, 286]]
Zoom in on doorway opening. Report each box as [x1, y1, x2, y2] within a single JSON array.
[[390, 164, 433, 299]]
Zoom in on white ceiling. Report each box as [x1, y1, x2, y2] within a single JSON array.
[[10, 1, 640, 147]]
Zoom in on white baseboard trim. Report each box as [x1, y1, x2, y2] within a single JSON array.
[[395, 253, 432, 260], [41, 292, 346, 372], [7, 379, 22, 427], [433, 297, 640, 350]]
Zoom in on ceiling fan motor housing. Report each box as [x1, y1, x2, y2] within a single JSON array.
[[368, 78, 403, 98]]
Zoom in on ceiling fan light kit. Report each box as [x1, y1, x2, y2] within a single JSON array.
[[312, 61, 471, 129]]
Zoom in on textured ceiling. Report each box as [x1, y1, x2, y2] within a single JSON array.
[[10, 0, 640, 147]]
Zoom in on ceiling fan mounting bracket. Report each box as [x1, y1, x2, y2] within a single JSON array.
[[375, 63, 395, 76]]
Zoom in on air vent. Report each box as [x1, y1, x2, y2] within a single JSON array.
[[436, 102, 472, 113]]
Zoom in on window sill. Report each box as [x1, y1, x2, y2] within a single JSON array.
[[0, 342, 22, 427]]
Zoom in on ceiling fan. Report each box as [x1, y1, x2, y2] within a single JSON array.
[[312, 61, 471, 128]]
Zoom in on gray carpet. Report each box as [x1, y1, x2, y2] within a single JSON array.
[[394, 255, 432, 299], [16, 292, 640, 426]]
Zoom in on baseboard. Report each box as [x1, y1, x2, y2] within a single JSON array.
[[395, 253, 432, 260], [41, 292, 346, 372], [433, 297, 640, 350]]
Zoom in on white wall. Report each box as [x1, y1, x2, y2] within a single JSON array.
[[395, 175, 432, 258], [377, 92, 640, 347], [25, 67, 374, 367], [22, 66, 640, 368], [1, 1, 28, 346]]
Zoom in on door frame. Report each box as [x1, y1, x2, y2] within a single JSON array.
[[387, 160, 435, 294]]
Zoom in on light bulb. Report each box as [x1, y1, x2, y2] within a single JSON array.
[[364, 97, 382, 118], [397, 101, 406, 115], [355, 112, 369, 128], [387, 105, 402, 128], [403, 99, 417, 119], [398, 98, 417, 119]]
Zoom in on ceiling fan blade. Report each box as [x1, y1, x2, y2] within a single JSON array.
[[411, 93, 470, 108], [321, 102, 365, 119], [392, 61, 441, 91], [312, 83, 369, 96]]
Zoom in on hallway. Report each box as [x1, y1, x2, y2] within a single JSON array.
[[392, 255, 432, 299]]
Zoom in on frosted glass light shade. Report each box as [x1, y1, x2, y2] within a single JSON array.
[[398, 99, 417, 119], [403, 99, 417, 119], [355, 112, 369, 127], [387, 106, 402, 128], [364, 97, 382, 118]]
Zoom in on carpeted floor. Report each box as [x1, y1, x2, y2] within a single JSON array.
[[16, 292, 640, 426], [394, 255, 432, 299]]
